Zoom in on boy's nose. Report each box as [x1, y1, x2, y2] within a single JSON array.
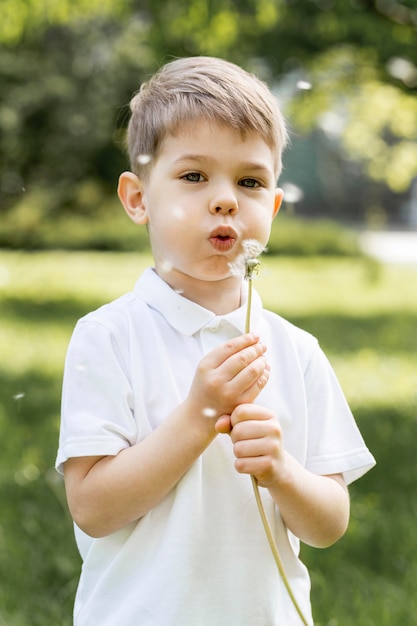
[[208, 189, 239, 215]]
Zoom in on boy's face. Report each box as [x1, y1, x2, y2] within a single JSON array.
[[120, 120, 283, 294]]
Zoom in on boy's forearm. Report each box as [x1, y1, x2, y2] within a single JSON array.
[[267, 454, 350, 549], [64, 402, 216, 538]]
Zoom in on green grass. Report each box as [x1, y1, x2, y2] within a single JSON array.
[[0, 250, 416, 625]]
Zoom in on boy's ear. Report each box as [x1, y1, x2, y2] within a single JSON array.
[[117, 171, 148, 225], [273, 188, 284, 219]]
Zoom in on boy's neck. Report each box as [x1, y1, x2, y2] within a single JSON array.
[[160, 272, 243, 316]]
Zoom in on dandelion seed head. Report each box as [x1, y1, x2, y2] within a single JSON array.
[[137, 154, 152, 165], [229, 239, 265, 279], [13, 393, 25, 401], [296, 80, 312, 91], [159, 259, 173, 273], [245, 258, 261, 280], [172, 207, 186, 220], [242, 239, 265, 259], [228, 256, 246, 277]]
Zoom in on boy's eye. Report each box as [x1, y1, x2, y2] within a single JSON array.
[[240, 178, 260, 188], [182, 172, 204, 182]]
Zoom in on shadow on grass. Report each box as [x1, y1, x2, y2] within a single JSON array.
[[1, 301, 416, 625], [3, 292, 417, 356], [287, 312, 417, 354], [303, 403, 417, 625], [0, 369, 78, 625], [1, 295, 103, 326]]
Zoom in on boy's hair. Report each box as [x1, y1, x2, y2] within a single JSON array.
[[126, 56, 288, 179]]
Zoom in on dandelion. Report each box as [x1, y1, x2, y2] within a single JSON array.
[[232, 239, 310, 625], [235, 239, 265, 333], [229, 239, 265, 280]]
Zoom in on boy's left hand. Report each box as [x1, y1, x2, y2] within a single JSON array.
[[219, 404, 350, 548], [228, 404, 284, 488]]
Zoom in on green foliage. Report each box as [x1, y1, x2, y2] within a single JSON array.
[[0, 15, 152, 213], [267, 214, 363, 257], [0, 194, 364, 257], [1, 0, 416, 228], [0, 251, 416, 624], [0, 0, 126, 45], [0, 188, 150, 251], [289, 46, 417, 193]]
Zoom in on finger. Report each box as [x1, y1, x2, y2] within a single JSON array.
[[214, 414, 232, 434], [231, 404, 274, 428], [234, 456, 276, 484], [203, 333, 262, 370], [224, 355, 269, 400], [233, 435, 275, 459], [231, 421, 270, 444], [224, 342, 268, 381]]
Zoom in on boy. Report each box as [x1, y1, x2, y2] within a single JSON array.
[[56, 57, 375, 625]]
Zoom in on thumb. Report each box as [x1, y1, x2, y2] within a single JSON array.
[[214, 414, 232, 435]]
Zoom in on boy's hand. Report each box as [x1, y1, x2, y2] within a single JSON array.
[[187, 333, 269, 428], [229, 404, 284, 488]]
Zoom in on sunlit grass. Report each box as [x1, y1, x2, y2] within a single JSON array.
[[2, 251, 416, 405], [331, 351, 417, 410], [0, 250, 153, 303], [4, 251, 416, 315], [258, 256, 417, 316], [1, 250, 417, 625]]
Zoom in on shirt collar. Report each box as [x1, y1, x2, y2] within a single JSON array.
[[134, 268, 263, 336]]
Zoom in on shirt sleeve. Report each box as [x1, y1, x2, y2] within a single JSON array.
[[303, 341, 376, 485], [56, 318, 137, 474]]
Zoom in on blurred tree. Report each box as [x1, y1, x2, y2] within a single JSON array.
[[0, 0, 126, 44], [0, 12, 152, 216], [0, 0, 416, 224], [137, 0, 417, 195]]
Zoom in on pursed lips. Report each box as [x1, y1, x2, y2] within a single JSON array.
[[208, 226, 238, 252]]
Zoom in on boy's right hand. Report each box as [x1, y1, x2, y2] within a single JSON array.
[[64, 333, 269, 537], [186, 333, 270, 432]]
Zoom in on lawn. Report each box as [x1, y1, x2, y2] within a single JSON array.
[[0, 250, 416, 625]]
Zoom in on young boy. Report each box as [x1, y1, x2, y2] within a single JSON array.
[[56, 56, 375, 626]]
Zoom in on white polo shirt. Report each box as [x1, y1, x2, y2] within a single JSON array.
[[57, 268, 375, 626]]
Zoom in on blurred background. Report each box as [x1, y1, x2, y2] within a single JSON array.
[[1, 0, 417, 248], [1, 1, 417, 625]]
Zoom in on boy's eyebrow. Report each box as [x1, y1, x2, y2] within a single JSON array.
[[173, 154, 273, 173]]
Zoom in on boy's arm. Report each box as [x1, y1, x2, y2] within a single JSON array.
[[228, 403, 350, 549], [64, 333, 269, 538], [64, 404, 217, 537], [266, 464, 349, 549]]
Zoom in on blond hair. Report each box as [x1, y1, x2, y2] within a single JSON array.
[[126, 56, 288, 179]]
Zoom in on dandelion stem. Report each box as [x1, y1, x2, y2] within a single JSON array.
[[245, 277, 253, 335], [250, 474, 310, 626], [245, 269, 310, 626]]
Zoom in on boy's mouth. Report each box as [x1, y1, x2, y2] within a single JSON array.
[[209, 226, 237, 252]]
